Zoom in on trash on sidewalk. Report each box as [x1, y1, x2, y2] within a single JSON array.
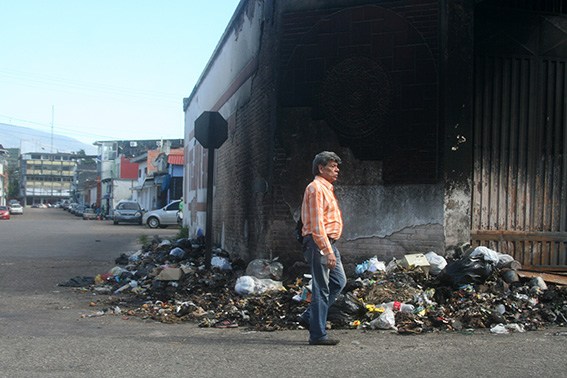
[[63, 237, 567, 334]]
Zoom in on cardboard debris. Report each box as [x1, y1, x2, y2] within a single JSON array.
[[400, 253, 430, 275], [156, 268, 183, 281]]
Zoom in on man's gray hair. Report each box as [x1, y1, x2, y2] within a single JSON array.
[[312, 151, 342, 176]]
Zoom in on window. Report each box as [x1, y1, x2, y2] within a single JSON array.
[[166, 201, 180, 211]]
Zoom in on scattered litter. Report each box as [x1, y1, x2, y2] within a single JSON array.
[[62, 237, 567, 334], [355, 256, 386, 275]]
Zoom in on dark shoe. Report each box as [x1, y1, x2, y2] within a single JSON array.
[[309, 338, 339, 346]]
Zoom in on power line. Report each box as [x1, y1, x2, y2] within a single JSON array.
[[0, 68, 184, 105], [0, 114, 124, 141]]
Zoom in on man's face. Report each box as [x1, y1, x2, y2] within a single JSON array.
[[319, 160, 340, 183]]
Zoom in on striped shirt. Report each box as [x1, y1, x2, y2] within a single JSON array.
[[301, 175, 343, 255]]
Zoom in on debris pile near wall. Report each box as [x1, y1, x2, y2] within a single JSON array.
[[63, 236, 567, 334]]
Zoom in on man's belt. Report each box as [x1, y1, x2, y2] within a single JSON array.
[[306, 234, 337, 244]]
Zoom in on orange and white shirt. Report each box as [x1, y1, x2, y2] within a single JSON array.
[[301, 175, 343, 255]]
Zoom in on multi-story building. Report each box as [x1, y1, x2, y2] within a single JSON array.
[[0, 144, 8, 206], [19, 152, 77, 206]]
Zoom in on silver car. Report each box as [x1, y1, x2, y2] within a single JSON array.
[[112, 200, 144, 225], [143, 200, 181, 228], [9, 203, 23, 215]]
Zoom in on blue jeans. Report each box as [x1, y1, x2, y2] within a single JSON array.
[[302, 235, 347, 342]]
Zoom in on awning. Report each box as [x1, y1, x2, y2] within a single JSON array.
[[168, 154, 184, 165]]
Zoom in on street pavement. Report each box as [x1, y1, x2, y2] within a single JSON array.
[[0, 208, 566, 378]]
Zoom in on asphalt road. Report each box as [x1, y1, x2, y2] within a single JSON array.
[[0, 208, 566, 378]]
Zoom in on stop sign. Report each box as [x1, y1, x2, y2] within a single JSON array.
[[195, 111, 228, 149]]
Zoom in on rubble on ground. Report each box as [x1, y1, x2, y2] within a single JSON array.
[[61, 236, 567, 334]]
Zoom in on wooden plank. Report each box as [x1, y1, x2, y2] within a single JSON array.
[[471, 229, 567, 242], [517, 270, 567, 285]]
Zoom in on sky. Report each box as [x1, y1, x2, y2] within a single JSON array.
[[0, 0, 241, 145]]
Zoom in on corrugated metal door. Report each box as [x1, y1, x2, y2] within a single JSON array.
[[471, 5, 567, 271]]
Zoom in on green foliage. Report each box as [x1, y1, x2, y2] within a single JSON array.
[[8, 177, 19, 198], [176, 226, 189, 239], [138, 234, 150, 248]]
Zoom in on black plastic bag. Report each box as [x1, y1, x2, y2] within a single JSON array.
[[440, 253, 495, 288], [328, 292, 365, 326]]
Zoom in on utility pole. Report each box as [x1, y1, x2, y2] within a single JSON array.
[[51, 105, 54, 153]]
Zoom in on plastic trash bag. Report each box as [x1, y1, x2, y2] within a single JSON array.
[[370, 307, 397, 330], [234, 275, 283, 296], [245, 258, 283, 280], [334, 293, 365, 315], [328, 293, 366, 326], [169, 247, 185, 258], [440, 249, 496, 288], [211, 256, 232, 270], [424, 251, 447, 276], [385, 258, 400, 274], [235, 276, 256, 295], [496, 253, 515, 267], [355, 256, 386, 275], [469, 246, 499, 264]]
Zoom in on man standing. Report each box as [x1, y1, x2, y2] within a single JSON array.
[[299, 151, 347, 345]]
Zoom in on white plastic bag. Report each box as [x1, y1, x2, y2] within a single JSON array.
[[245, 259, 283, 280], [234, 275, 284, 296], [370, 307, 397, 330], [235, 276, 256, 295], [211, 256, 232, 270], [470, 246, 499, 264], [424, 251, 447, 276]]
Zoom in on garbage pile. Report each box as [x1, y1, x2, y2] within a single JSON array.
[[63, 236, 567, 334]]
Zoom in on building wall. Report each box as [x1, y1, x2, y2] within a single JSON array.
[[271, 0, 446, 269], [183, 0, 267, 246], [184, 0, 474, 269], [119, 156, 138, 179], [111, 179, 136, 208]]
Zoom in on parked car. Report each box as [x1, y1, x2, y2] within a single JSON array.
[[112, 200, 144, 225], [74, 204, 87, 217], [9, 203, 23, 215], [0, 206, 10, 220], [66, 203, 78, 213], [143, 200, 181, 228], [82, 208, 98, 220]]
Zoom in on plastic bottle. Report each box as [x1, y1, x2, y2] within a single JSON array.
[[381, 301, 415, 313]]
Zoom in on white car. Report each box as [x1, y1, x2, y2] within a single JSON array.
[[9, 203, 23, 215], [143, 200, 181, 228]]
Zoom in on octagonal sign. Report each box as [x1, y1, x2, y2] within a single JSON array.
[[195, 111, 228, 149]]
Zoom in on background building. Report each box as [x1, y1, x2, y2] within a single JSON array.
[[19, 152, 76, 206], [0, 145, 8, 206]]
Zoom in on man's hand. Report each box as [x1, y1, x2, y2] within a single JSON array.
[[326, 252, 337, 269]]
